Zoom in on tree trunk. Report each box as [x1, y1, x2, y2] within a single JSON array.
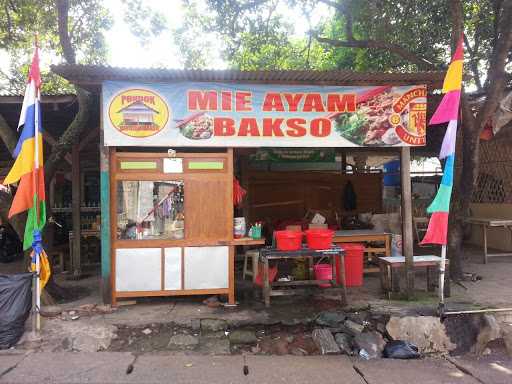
[[446, 0, 512, 280], [448, 106, 479, 279]]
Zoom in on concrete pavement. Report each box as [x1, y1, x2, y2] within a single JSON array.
[[2, 352, 509, 384]]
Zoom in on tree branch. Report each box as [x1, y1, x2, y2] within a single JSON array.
[[0, 112, 18, 155], [56, 0, 76, 64], [463, 34, 483, 91], [313, 34, 437, 70], [44, 0, 92, 184], [317, 0, 346, 14], [474, 1, 512, 132], [4, 3, 13, 41], [44, 88, 90, 184]]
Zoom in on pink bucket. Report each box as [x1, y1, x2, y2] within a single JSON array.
[[313, 263, 332, 288]]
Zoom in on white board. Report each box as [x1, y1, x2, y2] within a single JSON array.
[[184, 246, 229, 289], [115, 248, 161, 292]]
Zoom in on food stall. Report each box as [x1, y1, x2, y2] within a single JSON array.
[[49, 65, 444, 305]]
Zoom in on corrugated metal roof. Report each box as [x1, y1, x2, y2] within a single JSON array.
[[0, 93, 75, 104], [51, 64, 445, 87]]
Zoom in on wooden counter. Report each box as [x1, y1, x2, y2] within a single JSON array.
[[220, 237, 266, 246]]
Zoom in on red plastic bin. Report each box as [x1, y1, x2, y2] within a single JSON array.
[[274, 230, 303, 251], [305, 229, 334, 250], [337, 243, 364, 287]]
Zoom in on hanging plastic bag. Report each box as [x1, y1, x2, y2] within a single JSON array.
[[0, 273, 32, 349], [382, 340, 421, 359]]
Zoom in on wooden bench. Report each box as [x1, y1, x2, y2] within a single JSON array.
[[378, 255, 450, 299]]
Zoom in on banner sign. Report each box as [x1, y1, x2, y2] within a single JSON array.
[[250, 148, 335, 162], [102, 81, 427, 147]]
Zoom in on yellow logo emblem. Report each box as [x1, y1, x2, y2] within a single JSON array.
[[108, 89, 170, 137]]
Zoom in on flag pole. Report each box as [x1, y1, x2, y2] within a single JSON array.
[[438, 244, 446, 316], [34, 91, 41, 332], [33, 35, 41, 333]]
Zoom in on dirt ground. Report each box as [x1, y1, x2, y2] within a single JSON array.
[[2, 244, 512, 312]]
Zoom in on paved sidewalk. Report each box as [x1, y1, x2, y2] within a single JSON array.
[[2, 352, 509, 384]]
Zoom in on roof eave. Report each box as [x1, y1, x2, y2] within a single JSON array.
[[51, 65, 445, 89]]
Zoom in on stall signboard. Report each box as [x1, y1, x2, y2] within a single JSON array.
[[103, 81, 427, 147], [250, 148, 335, 162]]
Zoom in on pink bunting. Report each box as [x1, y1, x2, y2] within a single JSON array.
[[439, 120, 458, 159], [429, 90, 461, 125]]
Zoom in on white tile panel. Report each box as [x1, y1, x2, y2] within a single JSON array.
[[184, 246, 229, 289], [164, 247, 182, 290], [115, 248, 161, 292]]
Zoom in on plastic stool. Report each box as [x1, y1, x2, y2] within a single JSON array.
[[243, 249, 260, 282]]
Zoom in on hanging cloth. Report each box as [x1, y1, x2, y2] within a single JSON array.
[[233, 177, 247, 207], [343, 180, 357, 211]]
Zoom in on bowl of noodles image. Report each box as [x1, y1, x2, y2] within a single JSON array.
[[176, 112, 214, 140]]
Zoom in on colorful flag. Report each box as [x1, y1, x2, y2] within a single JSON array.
[[2, 45, 50, 289], [421, 37, 464, 245]]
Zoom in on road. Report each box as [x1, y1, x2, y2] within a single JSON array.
[[1, 352, 511, 384]]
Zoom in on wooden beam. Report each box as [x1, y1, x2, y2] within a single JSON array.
[[0, 94, 75, 104], [71, 144, 81, 277], [400, 147, 414, 298], [78, 126, 99, 152]]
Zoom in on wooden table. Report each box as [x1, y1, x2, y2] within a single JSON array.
[[333, 230, 391, 272], [259, 246, 346, 307], [464, 217, 512, 263], [378, 255, 450, 299]]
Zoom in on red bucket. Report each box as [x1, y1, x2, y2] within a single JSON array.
[[340, 243, 364, 287], [305, 229, 334, 250], [274, 230, 303, 251], [313, 263, 332, 288]]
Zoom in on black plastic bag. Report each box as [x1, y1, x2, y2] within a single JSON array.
[[383, 340, 421, 359], [0, 273, 32, 349]]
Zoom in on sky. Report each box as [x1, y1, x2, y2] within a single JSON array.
[[104, 0, 189, 68]]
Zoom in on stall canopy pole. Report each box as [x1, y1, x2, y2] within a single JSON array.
[[400, 147, 414, 299], [419, 36, 464, 316]]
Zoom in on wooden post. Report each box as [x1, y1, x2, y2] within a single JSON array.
[[71, 144, 81, 278], [400, 147, 414, 299], [99, 130, 112, 303]]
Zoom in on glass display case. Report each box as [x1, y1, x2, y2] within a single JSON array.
[[116, 180, 184, 240]]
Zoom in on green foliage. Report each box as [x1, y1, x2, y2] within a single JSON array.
[[0, 0, 112, 93], [120, 0, 167, 47], [178, 0, 507, 92], [173, 1, 217, 69]]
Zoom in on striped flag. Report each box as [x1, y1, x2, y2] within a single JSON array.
[[2, 45, 50, 290], [420, 37, 464, 245]]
